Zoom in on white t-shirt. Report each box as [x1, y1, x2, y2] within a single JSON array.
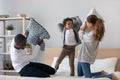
[[64, 29, 76, 45], [10, 39, 41, 72]]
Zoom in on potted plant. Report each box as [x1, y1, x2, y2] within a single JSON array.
[[6, 24, 14, 35], [25, 43, 31, 54]]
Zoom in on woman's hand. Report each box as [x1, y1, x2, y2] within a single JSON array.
[[81, 21, 87, 32]]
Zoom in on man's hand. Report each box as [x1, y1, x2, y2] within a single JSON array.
[[37, 39, 43, 46], [25, 31, 29, 38]]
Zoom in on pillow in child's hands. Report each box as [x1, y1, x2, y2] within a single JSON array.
[[26, 18, 50, 45], [91, 57, 118, 73], [58, 16, 82, 32]]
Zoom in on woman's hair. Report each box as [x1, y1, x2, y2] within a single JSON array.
[[87, 15, 105, 41], [63, 18, 73, 26]]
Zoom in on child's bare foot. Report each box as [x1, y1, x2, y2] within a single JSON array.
[[112, 73, 119, 80], [101, 70, 108, 75]]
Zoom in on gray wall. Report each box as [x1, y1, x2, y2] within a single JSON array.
[[0, 0, 120, 48]]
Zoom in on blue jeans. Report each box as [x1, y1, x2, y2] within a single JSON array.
[[77, 62, 112, 79], [19, 62, 56, 78]]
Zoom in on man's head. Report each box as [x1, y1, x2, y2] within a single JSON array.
[[14, 34, 27, 49]]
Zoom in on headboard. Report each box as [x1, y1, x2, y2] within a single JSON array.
[[45, 48, 120, 71]]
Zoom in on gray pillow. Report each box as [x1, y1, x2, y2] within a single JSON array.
[[26, 18, 50, 51], [58, 16, 82, 32]]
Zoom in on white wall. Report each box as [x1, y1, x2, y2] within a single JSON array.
[[0, 0, 120, 48]]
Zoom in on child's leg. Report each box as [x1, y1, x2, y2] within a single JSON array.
[[28, 62, 56, 75], [68, 49, 75, 76], [55, 48, 68, 70]]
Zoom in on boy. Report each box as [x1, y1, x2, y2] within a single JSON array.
[[55, 18, 81, 76], [10, 34, 55, 77]]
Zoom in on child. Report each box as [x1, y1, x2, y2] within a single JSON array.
[[77, 15, 118, 80], [55, 18, 81, 76], [10, 34, 55, 78]]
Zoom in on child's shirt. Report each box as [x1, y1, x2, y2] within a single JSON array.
[[78, 30, 99, 64], [10, 39, 41, 72], [64, 29, 76, 46]]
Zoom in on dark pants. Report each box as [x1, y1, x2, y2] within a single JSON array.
[[55, 45, 75, 76], [19, 62, 56, 78], [77, 62, 112, 79]]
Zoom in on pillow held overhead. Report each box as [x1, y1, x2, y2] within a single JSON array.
[[86, 8, 104, 20], [26, 18, 50, 51], [58, 16, 82, 32]]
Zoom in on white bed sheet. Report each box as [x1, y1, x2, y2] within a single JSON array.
[[0, 75, 110, 80]]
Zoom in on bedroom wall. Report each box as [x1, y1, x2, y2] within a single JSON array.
[[0, 0, 120, 48]]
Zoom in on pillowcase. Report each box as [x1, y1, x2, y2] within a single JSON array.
[[26, 18, 50, 51], [26, 18, 50, 45], [58, 16, 82, 32], [81, 8, 104, 32], [52, 57, 118, 76], [91, 57, 118, 73], [86, 8, 104, 20]]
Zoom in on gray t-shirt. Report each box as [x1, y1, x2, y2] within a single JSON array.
[[78, 30, 99, 64]]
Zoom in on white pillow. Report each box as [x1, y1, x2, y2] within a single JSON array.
[[86, 8, 104, 20], [91, 57, 118, 73], [52, 57, 118, 76]]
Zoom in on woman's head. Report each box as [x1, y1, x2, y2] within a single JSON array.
[[63, 18, 73, 29], [14, 34, 27, 49], [86, 15, 105, 41]]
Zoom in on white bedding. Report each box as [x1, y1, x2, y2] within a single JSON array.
[[0, 75, 111, 80], [1, 71, 120, 80], [0, 57, 119, 80]]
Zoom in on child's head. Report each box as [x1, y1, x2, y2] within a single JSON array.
[[63, 18, 73, 29], [86, 15, 105, 41], [14, 34, 27, 49]]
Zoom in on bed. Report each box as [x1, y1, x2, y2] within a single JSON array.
[[0, 48, 120, 80]]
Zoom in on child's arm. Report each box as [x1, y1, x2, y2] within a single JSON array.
[[58, 23, 64, 32]]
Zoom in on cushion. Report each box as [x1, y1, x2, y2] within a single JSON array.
[[86, 8, 104, 20], [26, 18, 50, 50], [26, 18, 50, 45], [81, 8, 104, 32], [52, 57, 118, 76], [58, 16, 82, 32], [91, 57, 118, 73]]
